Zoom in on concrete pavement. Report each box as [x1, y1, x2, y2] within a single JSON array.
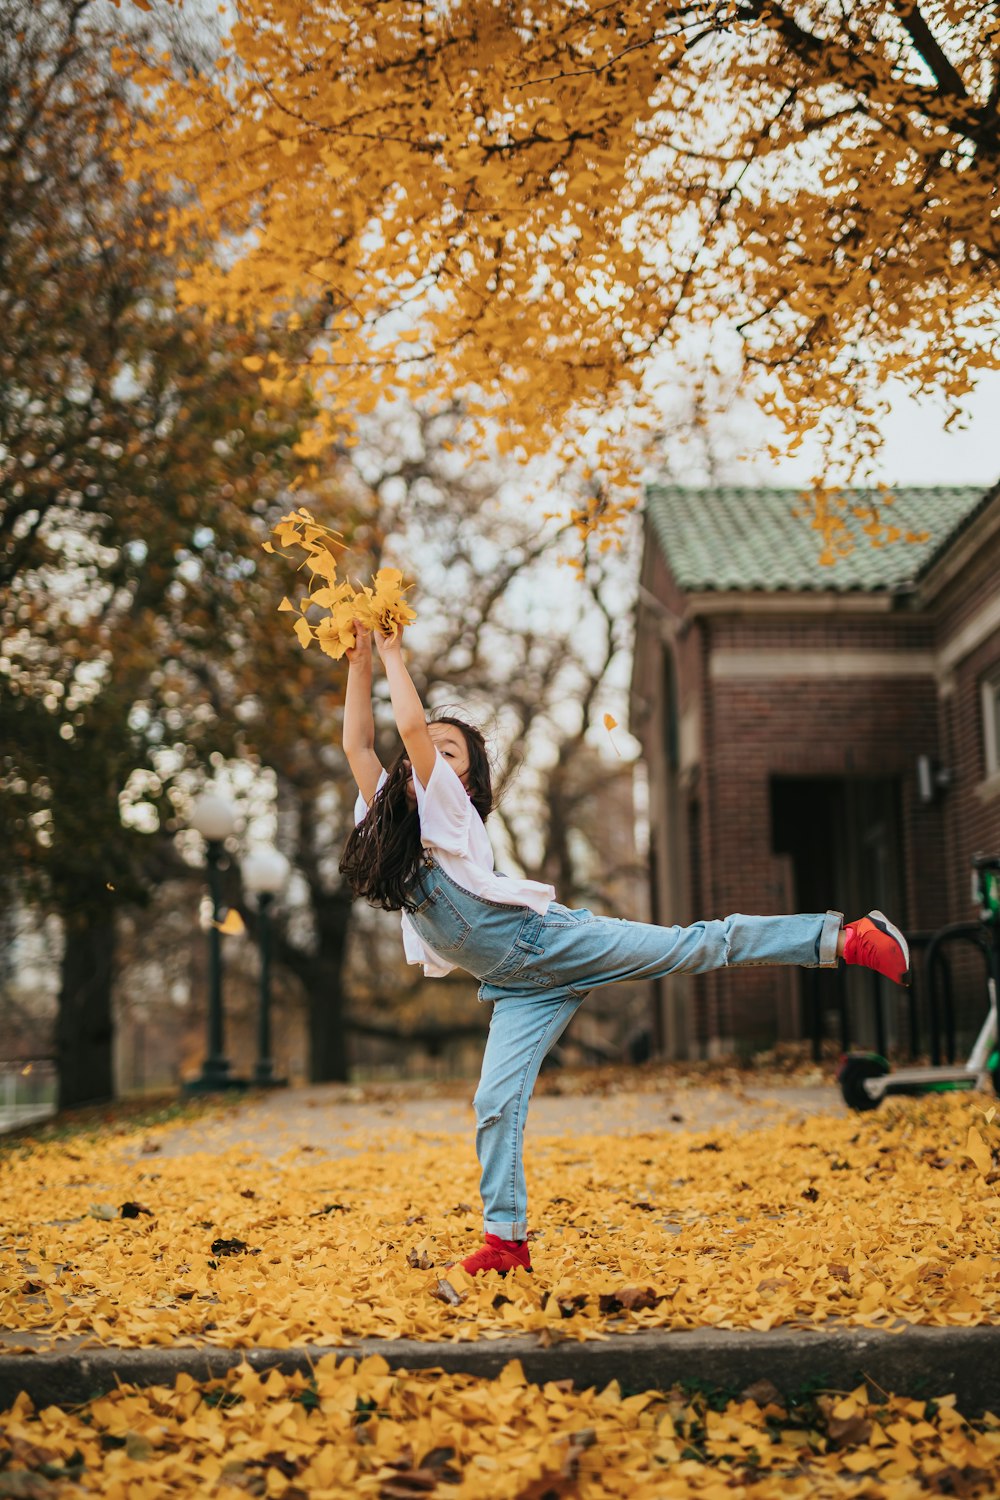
[[137, 1071, 848, 1161]]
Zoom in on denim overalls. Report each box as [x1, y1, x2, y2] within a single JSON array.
[[406, 855, 842, 1240]]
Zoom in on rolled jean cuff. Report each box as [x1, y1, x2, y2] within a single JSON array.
[[484, 1218, 528, 1240], [818, 910, 843, 968]]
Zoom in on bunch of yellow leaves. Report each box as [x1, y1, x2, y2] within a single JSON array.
[[263, 508, 416, 659], [6, 1360, 1000, 1500]]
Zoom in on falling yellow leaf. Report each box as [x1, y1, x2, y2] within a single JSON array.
[[21, 1063, 32, 1076], [212, 909, 245, 935], [964, 1125, 993, 1177]]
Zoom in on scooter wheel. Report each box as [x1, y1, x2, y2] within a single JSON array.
[[837, 1053, 889, 1112]]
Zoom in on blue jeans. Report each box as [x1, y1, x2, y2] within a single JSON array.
[[406, 858, 842, 1239]]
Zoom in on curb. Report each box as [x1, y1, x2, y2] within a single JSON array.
[[3, 1325, 999, 1414]]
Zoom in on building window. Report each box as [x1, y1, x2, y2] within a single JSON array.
[[983, 671, 1000, 779]]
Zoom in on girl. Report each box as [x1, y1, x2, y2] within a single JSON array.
[[339, 623, 910, 1277]]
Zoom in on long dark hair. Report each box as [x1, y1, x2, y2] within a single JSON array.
[[339, 715, 493, 912]]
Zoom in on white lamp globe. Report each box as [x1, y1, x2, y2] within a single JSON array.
[[190, 791, 238, 843], [242, 847, 290, 897]]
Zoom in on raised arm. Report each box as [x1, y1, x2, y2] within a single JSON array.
[[376, 627, 436, 788], [343, 623, 384, 804]]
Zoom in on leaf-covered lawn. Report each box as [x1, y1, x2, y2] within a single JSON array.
[[1, 1090, 997, 1350], [4, 1358, 1000, 1498]]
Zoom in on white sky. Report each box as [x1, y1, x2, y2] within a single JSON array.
[[750, 371, 1000, 490]]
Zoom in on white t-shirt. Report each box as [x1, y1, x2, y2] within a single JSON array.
[[353, 751, 555, 976]]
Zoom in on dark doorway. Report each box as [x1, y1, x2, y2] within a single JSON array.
[[771, 776, 905, 1054]]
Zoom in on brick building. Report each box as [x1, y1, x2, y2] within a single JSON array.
[[629, 486, 1000, 1059]]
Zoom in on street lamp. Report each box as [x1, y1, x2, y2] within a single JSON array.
[[242, 847, 290, 1087], [188, 790, 241, 1092]]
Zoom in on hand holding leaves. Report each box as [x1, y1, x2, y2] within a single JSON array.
[[344, 620, 373, 667], [374, 623, 405, 662], [266, 508, 416, 659]]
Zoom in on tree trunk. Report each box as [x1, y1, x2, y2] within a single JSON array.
[[56, 907, 115, 1109], [306, 951, 351, 1083], [288, 888, 353, 1083]]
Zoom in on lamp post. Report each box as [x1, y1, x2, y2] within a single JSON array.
[[188, 790, 240, 1092], [242, 847, 290, 1087]]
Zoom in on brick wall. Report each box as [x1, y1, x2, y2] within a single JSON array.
[[697, 618, 942, 1046], [932, 547, 1000, 922], [633, 498, 1000, 1056]]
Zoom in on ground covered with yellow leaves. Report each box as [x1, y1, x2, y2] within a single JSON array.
[[1, 1090, 997, 1350], [4, 1357, 1000, 1498], [3, 1086, 1000, 1497]]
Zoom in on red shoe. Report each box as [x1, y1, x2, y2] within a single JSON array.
[[842, 911, 911, 986], [451, 1234, 532, 1277]]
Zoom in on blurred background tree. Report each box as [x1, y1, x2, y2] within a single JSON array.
[[0, 0, 318, 1106]]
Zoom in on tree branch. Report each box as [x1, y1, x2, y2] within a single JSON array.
[[889, 1, 969, 99], [737, 0, 986, 144]]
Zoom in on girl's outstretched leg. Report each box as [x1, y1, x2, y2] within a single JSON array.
[[476, 907, 844, 1003], [484, 906, 909, 1000]]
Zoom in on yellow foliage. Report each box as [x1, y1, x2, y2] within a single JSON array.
[[117, 1, 1000, 548], [265, 509, 416, 657]]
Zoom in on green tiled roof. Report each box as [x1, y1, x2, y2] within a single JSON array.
[[645, 486, 994, 593]]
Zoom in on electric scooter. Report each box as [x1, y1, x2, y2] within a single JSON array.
[[837, 853, 1000, 1111]]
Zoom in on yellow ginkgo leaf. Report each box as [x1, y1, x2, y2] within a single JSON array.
[[603, 713, 618, 731], [212, 909, 245, 935], [309, 581, 354, 612], [315, 610, 358, 660], [304, 548, 340, 584], [277, 596, 296, 613], [964, 1125, 993, 1177]]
